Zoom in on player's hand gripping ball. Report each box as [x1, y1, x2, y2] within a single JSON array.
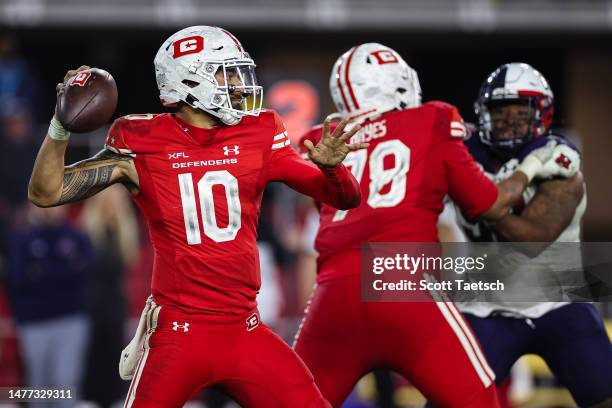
[[56, 66, 118, 133]]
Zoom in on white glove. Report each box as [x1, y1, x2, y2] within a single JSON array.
[[516, 141, 580, 182], [538, 143, 580, 179], [119, 299, 151, 380]]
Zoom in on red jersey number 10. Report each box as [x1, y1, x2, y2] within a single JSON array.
[[178, 170, 242, 244]]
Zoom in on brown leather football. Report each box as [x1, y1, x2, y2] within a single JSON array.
[[56, 68, 118, 133]]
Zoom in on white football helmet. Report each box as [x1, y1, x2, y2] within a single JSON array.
[[154, 26, 263, 126], [475, 62, 554, 155], [329, 43, 421, 119]]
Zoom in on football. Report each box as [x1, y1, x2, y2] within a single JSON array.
[[56, 68, 118, 133]]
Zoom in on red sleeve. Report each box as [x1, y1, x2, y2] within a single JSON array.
[[448, 105, 468, 139], [268, 116, 360, 210], [445, 138, 498, 218], [104, 119, 134, 157]]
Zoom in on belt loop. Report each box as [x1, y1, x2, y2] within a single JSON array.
[[145, 304, 161, 349], [146, 306, 152, 333], [151, 305, 161, 331], [146, 300, 159, 333]]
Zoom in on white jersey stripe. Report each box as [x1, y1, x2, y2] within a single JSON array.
[[435, 302, 493, 388], [446, 302, 496, 381], [273, 131, 288, 141], [451, 129, 466, 138], [118, 148, 136, 158], [105, 144, 137, 158], [272, 141, 289, 150]]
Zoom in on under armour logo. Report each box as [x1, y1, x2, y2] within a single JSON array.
[[172, 321, 190, 332], [223, 145, 240, 156], [246, 313, 259, 331], [555, 153, 572, 169]]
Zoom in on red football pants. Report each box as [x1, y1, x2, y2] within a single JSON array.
[[293, 276, 499, 408], [124, 301, 331, 408]]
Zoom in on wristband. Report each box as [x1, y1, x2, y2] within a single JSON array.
[[515, 154, 540, 183], [48, 116, 71, 141]]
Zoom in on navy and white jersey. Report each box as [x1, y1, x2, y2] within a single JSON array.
[[456, 133, 587, 318]]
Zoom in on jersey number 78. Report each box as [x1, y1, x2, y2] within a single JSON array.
[[333, 139, 410, 221]]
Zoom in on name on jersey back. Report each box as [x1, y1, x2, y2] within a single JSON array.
[[349, 119, 387, 144]]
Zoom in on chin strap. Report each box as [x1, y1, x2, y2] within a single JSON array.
[[219, 110, 242, 125], [188, 93, 242, 126]]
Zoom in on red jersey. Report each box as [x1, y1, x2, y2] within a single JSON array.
[[104, 110, 359, 315], [300, 102, 498, 275]]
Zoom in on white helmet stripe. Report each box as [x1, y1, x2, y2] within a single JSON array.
[[335, 58, 352, 113], [340, 46, 361, 112]]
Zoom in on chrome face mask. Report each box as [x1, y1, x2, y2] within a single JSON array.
[[211, 61, 263, 118]]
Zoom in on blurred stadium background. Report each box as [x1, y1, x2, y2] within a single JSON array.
[[0, 0, 610, 407]]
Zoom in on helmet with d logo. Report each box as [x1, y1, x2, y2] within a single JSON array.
[[154, 26, 263, 126]]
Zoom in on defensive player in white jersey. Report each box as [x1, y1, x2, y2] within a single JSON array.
[[454, 63, 612, 408]]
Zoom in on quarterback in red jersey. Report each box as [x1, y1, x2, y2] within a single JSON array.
[[294, 43, 578, 407], [28, 26, 366, 408]]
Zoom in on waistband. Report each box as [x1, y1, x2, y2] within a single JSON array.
[[144, 296, 262, 334], [317, 250, 361, 283]]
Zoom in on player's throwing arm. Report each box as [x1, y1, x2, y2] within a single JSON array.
[[29, 66, 139, 207]]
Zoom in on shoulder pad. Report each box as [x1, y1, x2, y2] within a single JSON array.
[[104, 113, 164, 155], [423, 100, 457, 113], [113, 113, 162, 134], [424, 101, 468, 140]]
